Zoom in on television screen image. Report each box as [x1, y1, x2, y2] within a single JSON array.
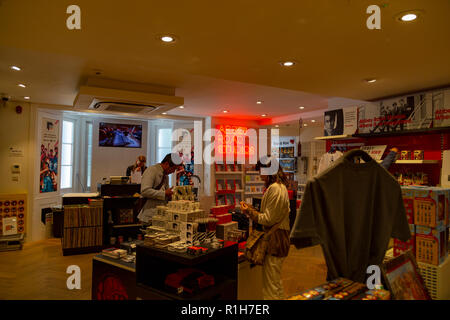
[[99, 122, 142, 148]]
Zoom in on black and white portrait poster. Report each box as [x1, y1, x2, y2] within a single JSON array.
[[324, 109, 343, 136], [324, 107, 357, 136]]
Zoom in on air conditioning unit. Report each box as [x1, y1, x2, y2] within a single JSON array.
[[73, 84, 184, 115]]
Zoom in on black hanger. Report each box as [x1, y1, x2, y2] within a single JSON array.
[[344, 149, 373, 163]]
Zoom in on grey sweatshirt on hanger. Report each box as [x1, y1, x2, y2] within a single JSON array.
[[290, 154, 411, 283]]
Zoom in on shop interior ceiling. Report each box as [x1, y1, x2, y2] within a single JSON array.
[[0, 0, 449, 123]]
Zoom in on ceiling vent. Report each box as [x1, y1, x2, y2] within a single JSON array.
[[73, 84, 183, 115]]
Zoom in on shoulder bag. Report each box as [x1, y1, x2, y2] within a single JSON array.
[[245, 222, 282, 265]]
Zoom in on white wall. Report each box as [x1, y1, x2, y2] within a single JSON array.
[[0, 101, 34, 239], [299, 126, 324, 142], [0, 101, 31, 194], [91, 118, 148, 190]]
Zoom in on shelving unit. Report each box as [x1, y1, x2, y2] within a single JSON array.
[[62, 201, 103, 256], [315, 134, 356, 140], [214, 163, 245, 207], [214, 163, 268, 207], [322, 127, 450, 187], [215, 171, 243, 175], [0, 233, 24, 252], [272, 136, 298, 183], [388, 160, 439, 164]]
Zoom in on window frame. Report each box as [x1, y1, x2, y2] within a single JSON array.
[[60, 119, 76, 191]]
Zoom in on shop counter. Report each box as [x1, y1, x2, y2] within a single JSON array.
[[92, 244, 263, 300], [92, 254, 137, 300], [135, 243, 238, 300]]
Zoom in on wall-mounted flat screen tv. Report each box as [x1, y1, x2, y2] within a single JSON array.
[[99, 122, 142, 148]]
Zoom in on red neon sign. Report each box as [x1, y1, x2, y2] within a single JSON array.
[[215, 125, 256, 157]]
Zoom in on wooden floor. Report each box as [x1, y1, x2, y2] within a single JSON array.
[[0, 239, 326, 300]]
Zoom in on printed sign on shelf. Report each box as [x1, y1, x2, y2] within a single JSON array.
[[360, 145, 387, 161]]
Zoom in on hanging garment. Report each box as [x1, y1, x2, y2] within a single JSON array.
[[317, 151, 343, 174], [290, 150, 411, 283]]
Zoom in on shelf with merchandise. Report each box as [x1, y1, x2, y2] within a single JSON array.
[[215, 190, 236, 195], [315, 134, 357, 141], [215, 171, 243, 175], [376, 160, 440, 164]]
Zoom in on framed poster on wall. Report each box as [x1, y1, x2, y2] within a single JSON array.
[[40, 117, 60, 193]]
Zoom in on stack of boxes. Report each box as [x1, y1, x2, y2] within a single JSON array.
[[151, 200, 207, 245], [210, 205, 238, 240], [397, 186, 449, 266], [395, 188, 417, 257]]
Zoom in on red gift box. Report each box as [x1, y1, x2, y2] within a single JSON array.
[[215, 213, 232, 225]]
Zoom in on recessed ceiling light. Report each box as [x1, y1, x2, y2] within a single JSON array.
[[179, 105, 184, 109], [161, 35, 175, 43], [261, 114, 267, 117], [11, 66, 21, 71], [299, 106, 305, 110], [311, 120, 316, 123], [304, 124, 308, 127], [162, 112, 167, 115], [275, 125, 279, 128], [223, 110, 229, 113], [366, 79, 377, 83], [18, 83, 26, 88], [401, 13, 417, 22], [24, 96, 30, 100], [256, 101, 262, 105], [281, 61, 295, 67]]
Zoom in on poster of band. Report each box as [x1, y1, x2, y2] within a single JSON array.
[[40, 118, 59, 193], [358, 92, 435, 134], [432, 89, 450, 128]]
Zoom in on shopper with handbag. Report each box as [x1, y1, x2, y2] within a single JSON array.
[[240, 157, 291, 300]]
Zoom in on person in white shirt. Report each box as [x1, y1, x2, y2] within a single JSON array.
[[241, 157, 290, 300], [137, 153, 182, 223]]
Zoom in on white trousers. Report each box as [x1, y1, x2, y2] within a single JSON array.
[[262, 254, 286, 300]]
